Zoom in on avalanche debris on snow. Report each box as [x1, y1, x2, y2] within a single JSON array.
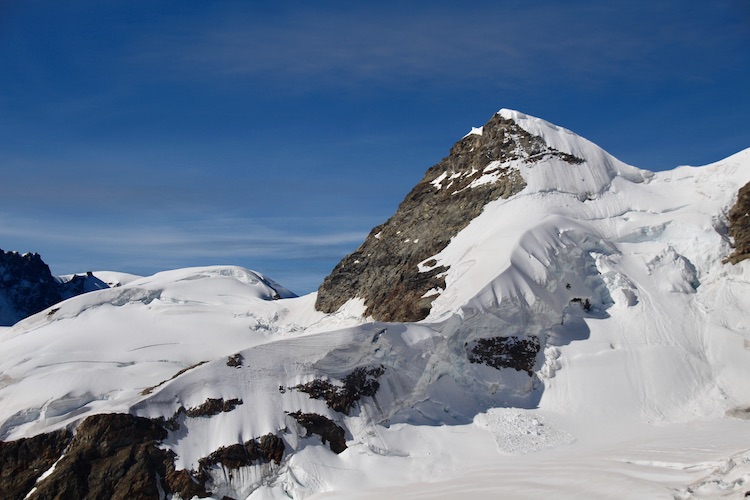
[[474, 408, 575, 454]]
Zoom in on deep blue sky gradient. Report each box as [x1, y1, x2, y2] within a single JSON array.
[[1, 0, 749, 293]]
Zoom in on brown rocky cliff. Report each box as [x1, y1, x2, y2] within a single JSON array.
[[727, 180, 750, 264], [5, 414, 210, 500], [0, 428, 71, 499], [1, 411, 292, 500]]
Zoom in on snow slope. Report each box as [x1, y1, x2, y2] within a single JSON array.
[[0, 266, 365, 442], [1, 110, 749, 499]]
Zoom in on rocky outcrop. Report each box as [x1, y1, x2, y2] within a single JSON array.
[[0, 250, 66, 326], [227, 353, 244, 367], [727, 181, 750, 264], [0, 428, 71, 499], [315, 113, 583, 322], [467, 336, 541, 375], [288, 412, 347, 454], [292, 366, 385, 415], [17, 413, 210, 500], [59, 271, 109, 297], [155, 397, 243, 431], [0, 249, 109, 326], [198, 433, 285, 470], [0, 412, 288, 499], [185, 398, 243, 418]]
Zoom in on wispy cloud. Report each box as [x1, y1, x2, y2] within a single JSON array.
[[131, 1, 748, 91], [0, 212, 368, 257], [0, 211, 371, 293]]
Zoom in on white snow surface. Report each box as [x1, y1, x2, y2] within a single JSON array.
[[1, 110, 750, 499]]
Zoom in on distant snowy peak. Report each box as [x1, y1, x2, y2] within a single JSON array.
[[74, 270, 143, 288], [127, 265, 297, 301], [316, 109, 651, 322], [0, 250, 112, 326], [12, 265, 297, 332], [58, 271, 109, 297]]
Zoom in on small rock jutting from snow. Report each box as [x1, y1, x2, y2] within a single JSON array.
[[288, 411, 347, 454]]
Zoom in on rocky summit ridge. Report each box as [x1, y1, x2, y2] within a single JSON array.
[[315, 111, 584, 322]]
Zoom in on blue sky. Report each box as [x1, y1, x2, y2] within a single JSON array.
[[1, 0, 748, 293]]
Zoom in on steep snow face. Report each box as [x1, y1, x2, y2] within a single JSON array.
[[498, 109, 650, 197], [424, 118, 749, 321], [420, 144, 750, 423]]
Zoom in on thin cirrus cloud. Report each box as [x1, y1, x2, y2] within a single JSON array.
[[0, 213, 367, 255], [131, 1, 744, 91], [0, 211, 368, 283]]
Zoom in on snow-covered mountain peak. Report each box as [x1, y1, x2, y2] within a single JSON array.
[[127, 265, 297, 301], [8, 265, 299, 338], [317, 110, 654, 322]]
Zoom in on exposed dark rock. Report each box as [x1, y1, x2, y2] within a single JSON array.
[[154, 397, 243, 431], [0, 250, 65, 326], [288, 412, 347, 454], [60, 272, 109, 297], [726, 406, 750, 420], [1, 413, 289, 499], [198, 433, 285, 471], [227, 353, 244, 367], [293, 366, 385, 415], [467, 336, 541, 375], [570, 297, 592, 311], [727, 181, 750, 264], [20, 413, 210, 500], [0, 428, 71, 499], [257, 434, 285, 465], [315, 113, 583, 322], [0, 249, 110, 326], [163, 466, 209, 500], [185, 398, 243, 418]]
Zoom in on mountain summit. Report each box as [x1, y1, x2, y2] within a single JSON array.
[[1, 110, 749, 499], [316, 109, 649, 322]]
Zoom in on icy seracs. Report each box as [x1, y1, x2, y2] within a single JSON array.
[[1, 110, 749, 499]]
